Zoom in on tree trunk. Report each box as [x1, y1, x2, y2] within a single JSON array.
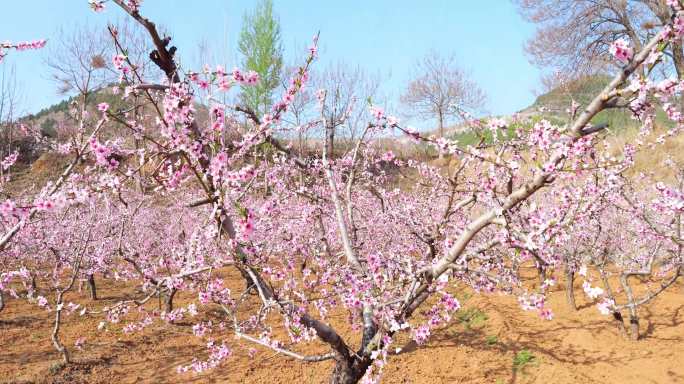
[[329, 355, 371, 384], [599, 267, 629, 339], [612, 311, 628, 339], [87, 274, 97, 300], [537, 264, 547, 293], [52, 291, 70, 364], [438, 111, 444, 138], [670, 41, 684, 111], [620, 274, 640, 341], [565, 268, 576, 311], [0, 290, 4, 312], [326, 121, 335, 159], [29, 274, 37, 298], [437, 112, 444, 159], [629, 316, 640, 341], [135, 137, 145, 193], [330, 306, 377, 383], [164, 288, 177, 313], [298, 130, 305, 157], [512, 260, 521, 281]]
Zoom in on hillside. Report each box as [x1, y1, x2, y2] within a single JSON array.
[[445, 74, 681, 150], [530, 75, 612, 113], [4, 74, 680, 179], [524, 74, 674, 131], [5, 87, 210, 162]]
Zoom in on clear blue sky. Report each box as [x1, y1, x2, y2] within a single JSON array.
[[0, 0, 541, 124]]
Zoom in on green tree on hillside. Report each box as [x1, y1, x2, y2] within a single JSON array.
[[238, 0, 283, 116]]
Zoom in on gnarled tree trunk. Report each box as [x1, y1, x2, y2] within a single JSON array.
[[330, 306, 377, 383], [329, 355, 372, 384]]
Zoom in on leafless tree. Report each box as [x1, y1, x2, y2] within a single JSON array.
[[0, 64, 21, 124], [0, 63, 23, 173], [46, 20, 154, 104], [46, 23, 113, 105], [315, 62, 380, 156], [515, 1, 682, 83], [401, 52, 486, 139]]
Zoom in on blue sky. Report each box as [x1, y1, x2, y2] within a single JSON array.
[[1, 0, 541, 123]]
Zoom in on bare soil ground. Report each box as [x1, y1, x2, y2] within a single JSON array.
[[2, 267, 684, 384]]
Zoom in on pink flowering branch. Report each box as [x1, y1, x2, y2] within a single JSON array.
[[0, 118, 106, 251], [0, 39, 46, 63]]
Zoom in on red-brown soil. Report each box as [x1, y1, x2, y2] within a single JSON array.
[[1, 270, 683, 384]]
